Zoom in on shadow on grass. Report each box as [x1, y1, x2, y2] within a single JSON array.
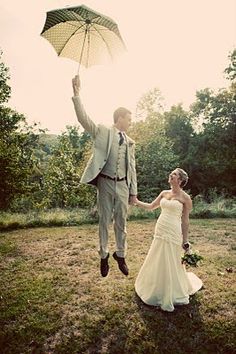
[[49, 292, 205, 354], [2, 289, 234, 354], [48, 305, 129, 354], [134, 291, 231, 354]]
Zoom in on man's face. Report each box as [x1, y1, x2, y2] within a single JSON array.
[[119, 113, 132, 132]]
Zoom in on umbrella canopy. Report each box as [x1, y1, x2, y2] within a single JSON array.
[[40, 4, 126, 69]]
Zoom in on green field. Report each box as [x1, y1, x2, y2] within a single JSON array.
[[0, 219, 235, 354]]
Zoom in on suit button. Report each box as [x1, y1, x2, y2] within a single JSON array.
[[99, 167, 101, 170], [104, 159, 106, 162]]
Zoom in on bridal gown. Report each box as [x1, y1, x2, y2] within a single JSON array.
[[135, 197, 202, 312]]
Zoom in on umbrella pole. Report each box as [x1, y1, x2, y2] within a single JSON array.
[[77, 27, 88, 74]]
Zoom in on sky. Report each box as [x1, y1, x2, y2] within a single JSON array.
[[0, 0, 235, 134]]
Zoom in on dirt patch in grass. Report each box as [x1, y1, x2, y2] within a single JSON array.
[[0, 219, 235, 353]]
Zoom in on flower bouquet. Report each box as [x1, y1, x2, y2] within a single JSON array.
[[181, 243, 203, 267]]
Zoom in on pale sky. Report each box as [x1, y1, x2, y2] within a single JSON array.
[[1, 0, 235, 134]]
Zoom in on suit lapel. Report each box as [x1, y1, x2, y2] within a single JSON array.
[[107, 127, 116, 158]]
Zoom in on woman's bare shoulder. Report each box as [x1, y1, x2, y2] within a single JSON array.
[[181, 191, 192, 209], [181, 190, 191, 200], [161, 189, 171, 196]]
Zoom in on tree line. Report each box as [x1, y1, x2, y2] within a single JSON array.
[[0, 49, 235, 211]]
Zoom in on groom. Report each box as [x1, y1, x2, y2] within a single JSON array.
[[72, 75, 137, 277]]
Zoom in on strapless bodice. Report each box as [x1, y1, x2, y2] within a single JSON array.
[[154, 197, 183, 245], [160, 197, 183, 218]]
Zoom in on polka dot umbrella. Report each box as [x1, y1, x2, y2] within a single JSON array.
[[40, 4, 126, 72]]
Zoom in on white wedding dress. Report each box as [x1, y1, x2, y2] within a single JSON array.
[[135, 197, 202, 312]]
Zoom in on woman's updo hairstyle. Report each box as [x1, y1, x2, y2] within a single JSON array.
[[176, 168, 189, 187]]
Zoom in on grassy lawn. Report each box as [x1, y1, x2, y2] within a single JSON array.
[[0, 219, 235, 354]]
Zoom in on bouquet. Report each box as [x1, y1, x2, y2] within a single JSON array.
[[181, 243, 203, 267]]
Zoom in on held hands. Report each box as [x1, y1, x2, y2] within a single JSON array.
[[129, 195, 138, 205], [129, 195, 139, 205], [72, 75, 81, 96]]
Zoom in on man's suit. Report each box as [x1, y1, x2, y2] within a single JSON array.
[[72, 96, 137, 259]]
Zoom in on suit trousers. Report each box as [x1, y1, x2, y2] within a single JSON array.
[[97, 176, 129, 259]]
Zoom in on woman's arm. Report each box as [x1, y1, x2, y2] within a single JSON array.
[[181, 195, 192, 245], [134, 192, 163, 210]]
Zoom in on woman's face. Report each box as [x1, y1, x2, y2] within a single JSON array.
[[168, 169, 181, 186]]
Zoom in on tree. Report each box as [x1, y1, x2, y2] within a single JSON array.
[[0, 50, 11, 104], [163, 104, 194, 164], [0, 107, 41, 209], [135, 87, 164, 121], [64, 125, 91, 162], [131, 89, 179, 201], [224, 48, 236, 82], [135, 135, 178, 201], [42, 127, 95, 209], [0, 51, 41, 210], [188, 84, 236, 196]]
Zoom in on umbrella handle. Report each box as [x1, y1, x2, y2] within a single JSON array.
[[77, 26, 89, 73]]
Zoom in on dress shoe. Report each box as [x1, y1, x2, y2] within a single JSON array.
[[100, 254, 109, 277], [113, 252, 129, 276]]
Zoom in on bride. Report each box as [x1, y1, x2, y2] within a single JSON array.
[[134, 168, 202, 312]]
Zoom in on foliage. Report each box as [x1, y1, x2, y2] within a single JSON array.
[[135, 138, 178, 201], [0, 107, 42, 210], [224, 48, 236, 81], [0, 208, 97, 231], [0, 50, 45, 210], [37, 133, 59, 155], [0, 48, 236, 212], [1, 195, 235, 231], [0, 50, 11, 104], [135, 87, 164, 121], [163, 104, 194, 163], [182, 251, 203, 267], [191, 194, 236, 219], [188, 83, 236, 196], [130, 89, 179, 201], [41, 127, 96, 209]]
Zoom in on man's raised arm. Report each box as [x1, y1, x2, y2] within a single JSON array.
[[72, 75, 98, 139]]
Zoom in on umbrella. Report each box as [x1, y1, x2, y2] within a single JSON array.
[[40, 4, 126, 71]]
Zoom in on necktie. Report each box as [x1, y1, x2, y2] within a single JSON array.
[[119, 132, 124, 145]]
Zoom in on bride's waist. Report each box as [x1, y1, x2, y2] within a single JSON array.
[[154, 216, 182, 244], [155, 214, 182, 233], [159, 211, 182, 220]]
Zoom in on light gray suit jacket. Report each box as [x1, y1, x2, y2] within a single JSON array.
[[72, 96, 137, 195]]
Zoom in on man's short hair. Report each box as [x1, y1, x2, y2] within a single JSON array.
[[113, 107, 131, 123]]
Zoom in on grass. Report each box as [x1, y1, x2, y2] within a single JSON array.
[[0, 208, 97, 232], [0, 196, 236, 232], [191, 196, 236, 219], [0, 219, 235, 353]]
